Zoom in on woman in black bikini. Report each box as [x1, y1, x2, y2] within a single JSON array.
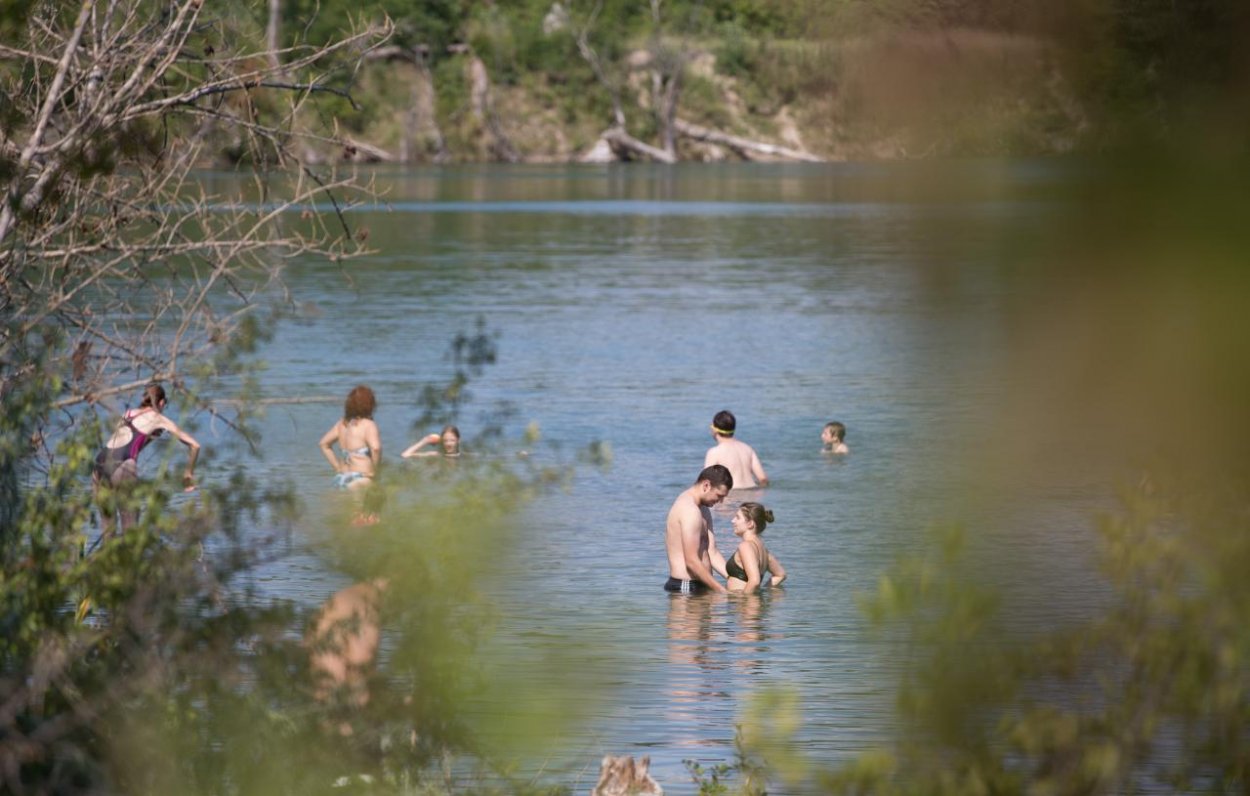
[[725, 502, 787, 593], [93, 383, 201, 535]]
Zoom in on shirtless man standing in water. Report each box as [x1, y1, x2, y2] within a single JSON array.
[[703, 410, 769, 489], [664, 465, 733, 594]]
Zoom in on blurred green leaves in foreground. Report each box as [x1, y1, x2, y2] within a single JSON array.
[[0, 325, 593, 794], [696, 60, 1250, 796]]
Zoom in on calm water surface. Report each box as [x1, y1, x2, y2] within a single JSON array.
[[200, 162, 1108, 792]]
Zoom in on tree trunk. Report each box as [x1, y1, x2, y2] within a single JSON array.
[[467, 56, 520, 163], [673, 119, 824, 162], [266, 0, 281, 71]]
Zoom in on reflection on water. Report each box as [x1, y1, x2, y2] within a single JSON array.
[[729, 592, 779, 676], [662, 593, 786, 754], [665, 594, 722, 738], [227, 162, 1109, 793]]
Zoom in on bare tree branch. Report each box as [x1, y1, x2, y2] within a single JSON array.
[[0, 0, 392, 442]]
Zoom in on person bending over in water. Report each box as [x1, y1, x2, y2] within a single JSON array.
[[401, 424, 461, 458], [725, 502, 787, 593], [704, 409, 769, 489], [319, 385, 382, 490], [664, 464, 734, 594], [822, 421, 849, 455], [93, 383, 201, 536]]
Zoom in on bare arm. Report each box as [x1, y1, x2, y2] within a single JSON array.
[[768, 551, 787, 586], [739, 541, 763, 593], [401, 432, 440, 458], [319, 421, 343, 473], [708, 529, 728, 579], [750, 450, 769, 487], [157, 415, 200, 490], [681, 509, 726, 593], [365, 420, 382, 469]]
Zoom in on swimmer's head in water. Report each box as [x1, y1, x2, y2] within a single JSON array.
[[736, 502, 774, 534], [141, 383, 167, 410], [440, 424, 461, 455], [344, 385, 376, 421], [711, 409, 736, 437], [822, 421, 846, 444]]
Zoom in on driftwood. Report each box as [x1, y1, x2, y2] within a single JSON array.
[[673, 118, 823, 162], [341, 136, 397, 163], [213, 395, 341, 406], [601, 126, 676, 163], [364, 44, 434, 63]]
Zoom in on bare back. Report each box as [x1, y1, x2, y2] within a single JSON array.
[[307, 581, 383, 706], [704, 438, 767, 489], [337, 418, 380, 476]]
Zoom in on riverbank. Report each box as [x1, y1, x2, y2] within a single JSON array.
[[221, 28, 1089, 167]]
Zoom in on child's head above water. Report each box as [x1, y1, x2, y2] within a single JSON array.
[[821, 421, 845, 444]]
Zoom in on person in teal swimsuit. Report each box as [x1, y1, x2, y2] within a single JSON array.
[[319, 385, 382, 492], [725, 502, 787, 593]]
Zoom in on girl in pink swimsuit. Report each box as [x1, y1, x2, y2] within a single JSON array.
[[93, 383, 201, 536]]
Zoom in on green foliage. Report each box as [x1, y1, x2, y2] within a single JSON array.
[[0, 320, 586, 792], [285, 0, 467, 58], [684, 723, 775, 796], [713, 35, 838, 119], [410, 316, 500, 433], [705, 0, 814, 38], [812, 468, 1250, 794]]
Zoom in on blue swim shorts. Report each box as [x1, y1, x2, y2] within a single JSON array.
[[334, 471, 369, 489]]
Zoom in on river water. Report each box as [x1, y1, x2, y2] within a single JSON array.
[[195, 161, 1110, 792]]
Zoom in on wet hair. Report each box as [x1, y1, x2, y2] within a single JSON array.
[[824, 421, 846, 442], [140, 383, 167, 408], [697, 464, 734, 491], [738, 502, 774, 533], [440, 425, 461, 453], [343, 385, 376, 421], [712, 410, 736, 436]]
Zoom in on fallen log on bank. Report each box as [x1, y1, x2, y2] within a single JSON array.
[[601, 126, 676, 163], [584, 120, 822, 164], [673, 118, 823, 162], [341, 136, 398, 163]]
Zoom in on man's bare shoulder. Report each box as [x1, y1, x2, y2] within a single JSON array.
[[667, 491, 700, 523]]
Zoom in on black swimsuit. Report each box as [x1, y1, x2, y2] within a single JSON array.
[[726, 541, 766, 582], [94, 410, 162, 480]]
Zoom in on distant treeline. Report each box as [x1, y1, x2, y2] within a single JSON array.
[[118, 0, 1250, 161]]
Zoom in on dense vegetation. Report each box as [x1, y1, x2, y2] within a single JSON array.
[[113, 0, 1250, 161], [3, 0, 1249, 793]]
